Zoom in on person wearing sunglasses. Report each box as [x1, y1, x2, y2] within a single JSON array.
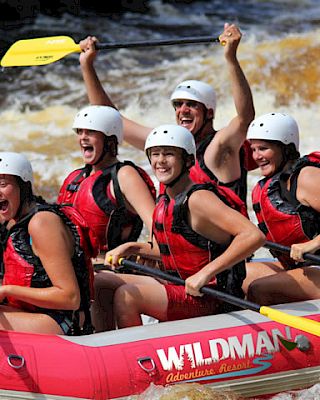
[[78, 22, 256, 206]]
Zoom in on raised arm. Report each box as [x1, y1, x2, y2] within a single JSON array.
[[218, 23, 255, 144], [223, 23, 255, 138], [79, 36, 152, 150], [79, 36, 114, 106], [205, 23, 255, 181]]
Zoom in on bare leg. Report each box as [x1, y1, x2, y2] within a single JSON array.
[[114, 281, 168, 328], [242, 260, 284, 296], [0, 306, 63, 334], [91, 270, 160, 332], [247, 265, 320, 305]]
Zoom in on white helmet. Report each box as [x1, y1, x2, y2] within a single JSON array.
[[247, 112, 299, 150], [72, 105, 123, 144], [0, 152, 33, 183], [144, 124, 196, 161], [170, 80, 217, 111]]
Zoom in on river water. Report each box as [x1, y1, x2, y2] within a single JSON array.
[[0, 0, 319, 398]]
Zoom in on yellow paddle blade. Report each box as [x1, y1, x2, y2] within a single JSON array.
[[1, 36, 81, 67], [260, 306, 320, 337]]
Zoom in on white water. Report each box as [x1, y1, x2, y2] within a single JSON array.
[[0, 2, 320, 398]]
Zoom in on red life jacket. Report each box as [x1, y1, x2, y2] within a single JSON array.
[[160, 179, 247, 218], [252, 152, 320, 269], [3, 204, 93, 319], [159, 134, 254, 210], [153, 183, 246, 300], [57, 164, 92, 206], [190, 134, 255, 204], [58, 161, 156, 254]]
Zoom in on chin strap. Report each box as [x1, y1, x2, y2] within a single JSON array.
[[166, 152, 195, 188], [192, 112, 213, 145], [93, 144, 108, 166], [165, 167, 189, 188]]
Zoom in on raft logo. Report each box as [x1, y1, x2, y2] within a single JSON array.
[[156, 327, 291, 383]]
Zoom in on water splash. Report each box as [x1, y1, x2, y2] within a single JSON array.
[[132, 383, 245, 400]]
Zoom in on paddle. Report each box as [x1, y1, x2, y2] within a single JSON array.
[[97, 258, 320, 338], [264, 241, 320, 265], [0, 35, 220, 67]]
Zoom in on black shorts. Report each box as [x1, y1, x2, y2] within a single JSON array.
[[45, 310, 74, 335]]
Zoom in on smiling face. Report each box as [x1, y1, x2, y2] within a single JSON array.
[[250, 139, 284, 177], [0, 174, 21, 222], [76, 128, 106, 166], [149, 146, 184, 185], [173, 99, 209, 135]]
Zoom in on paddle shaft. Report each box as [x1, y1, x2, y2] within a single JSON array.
[[94, 259, 260, 312], [96, 259, 320, 336], [0, 34, 222, 67], [97, 259, 259, 312], [95, 36, 220, 50], [264, 241, 320, 265]]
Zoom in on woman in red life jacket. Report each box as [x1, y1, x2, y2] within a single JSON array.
[[0, 152, 92, 335], [57, 105, 156, 331], [243, 112, 320, 305], [105, 125, 264, 328]]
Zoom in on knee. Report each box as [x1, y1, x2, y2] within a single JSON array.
[[247, 279, 271, 305], [114, 284, 140, 314], [92, 281, 116, 315], [94, 273, 107, 293]]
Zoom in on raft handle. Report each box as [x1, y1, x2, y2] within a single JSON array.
[[137, 356, 156, 374], [7, 354, 25, 369]]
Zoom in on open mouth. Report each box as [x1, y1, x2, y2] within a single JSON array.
[[179, 117, 193, 127], [0, 200, 9, 212], [82, 145, 94, 157]]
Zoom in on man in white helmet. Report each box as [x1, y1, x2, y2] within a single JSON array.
[[57, 105, 157, 331], [78, 23, 256, 204], [104, 124, 264, 327], [242, 112, 320, 305]]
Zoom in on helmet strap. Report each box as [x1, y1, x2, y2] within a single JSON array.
[[274, 143, 299, 175], [193, 109, 213, 145], [165, 166, 189, 188], [165, 153, 192, 188], [93, 137, 109, 166], [14, 180, 33, 221]]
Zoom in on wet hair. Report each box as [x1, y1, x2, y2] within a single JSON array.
[[181, 149, 195, 169], [93, 134, 118, 166], [16, 177, 46, 206], [277, 141, 300, 162], [103, 135, 118, 157], [270, 141, 300, 174], [17, 177, 34, 205]]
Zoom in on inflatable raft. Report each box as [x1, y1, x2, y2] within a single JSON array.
[[0, 299, 320, 399]]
